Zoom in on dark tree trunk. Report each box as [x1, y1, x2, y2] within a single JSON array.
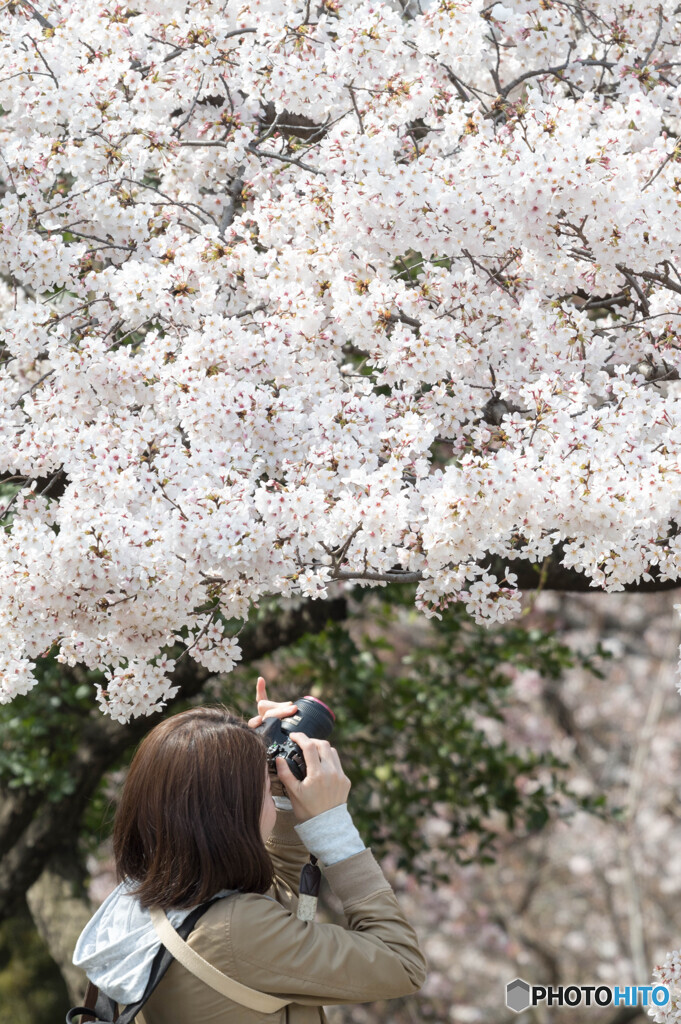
[[26, 849, 93, 1005]]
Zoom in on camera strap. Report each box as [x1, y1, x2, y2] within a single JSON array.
[[149, 906, 291, 1012], [296, 855, 321, 922]]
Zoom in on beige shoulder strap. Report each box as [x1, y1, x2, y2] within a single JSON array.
[[149, 906, 290, 1014]]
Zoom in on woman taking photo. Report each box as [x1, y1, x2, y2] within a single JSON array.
[[73, 677, 426, 1023]]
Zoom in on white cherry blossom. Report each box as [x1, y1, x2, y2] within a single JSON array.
[[1, 0, 681, 717]]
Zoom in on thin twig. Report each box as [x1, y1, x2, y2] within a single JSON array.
[[156, 480, 188, 522], [26, 35, 59, 86], [500, 45, 574, 98], [171, 72, 205, 137], [639, 269, 681, 297], [21, 0, 53, 29], [641, 144, 679, 192], [641, 5, 665, 66], [234, 304, 267, 318], [116, 176, 218, 228], [441, 64, 471, 102], [616, 264, 651, 317], [11, 367, 56, 408], [246, 143, 325, 176], [347, 83, 365, 134], [486, 23, 503, 94], [57, 228, 135, 251]]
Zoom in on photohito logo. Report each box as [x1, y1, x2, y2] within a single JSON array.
[[505, 979, 670, 1013]]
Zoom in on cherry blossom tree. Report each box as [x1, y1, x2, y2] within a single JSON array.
[[2, 0, 681, 719]]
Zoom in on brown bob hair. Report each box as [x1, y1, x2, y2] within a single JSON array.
[[113, 705, 274, 909]]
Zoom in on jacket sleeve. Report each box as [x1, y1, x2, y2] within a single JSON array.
[[264, 789, 310, 901], [225, 847, 427, 1005]]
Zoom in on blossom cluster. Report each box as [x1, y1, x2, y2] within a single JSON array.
[[651, 951, 681, 1024], [1, 0, 681, 718]]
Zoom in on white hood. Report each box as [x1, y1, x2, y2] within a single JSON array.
[[72, 879, 234, 1005]]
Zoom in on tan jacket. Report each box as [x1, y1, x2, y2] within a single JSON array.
[[138, 805, 427, 1024]]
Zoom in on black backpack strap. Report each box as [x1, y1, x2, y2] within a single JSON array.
[[67, 899, 219, 1024], [65, 987, 118, 1024], [66, 987, 118, 1024], [65, 981, 117, 1024]]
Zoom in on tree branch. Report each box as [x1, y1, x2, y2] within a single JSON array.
[[21, 0, 53, 29], [219, 165, 245, 239], [333, 554, 681, 593]]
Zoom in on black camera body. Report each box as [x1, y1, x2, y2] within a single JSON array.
[[256, 696, 335, 780]]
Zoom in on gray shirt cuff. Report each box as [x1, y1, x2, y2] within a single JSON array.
[[273, 795, 293, 811], [293, 803, 366, 865]]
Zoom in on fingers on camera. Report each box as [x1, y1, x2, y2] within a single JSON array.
[[290, 734, 336, 770]]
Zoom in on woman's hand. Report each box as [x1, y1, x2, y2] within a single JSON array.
[[248, 677, 350, 820], [247, 676, 299, 730], [275, 733, 351, 823]]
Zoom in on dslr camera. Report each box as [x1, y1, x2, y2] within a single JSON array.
[[256, 696, 335, 780]]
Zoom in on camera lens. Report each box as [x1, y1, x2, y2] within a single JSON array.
[[280, 696, 335, 740]]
